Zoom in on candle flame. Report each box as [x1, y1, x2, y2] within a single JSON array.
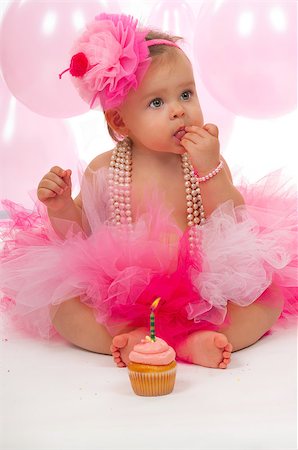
[[151, 297, 161, 311]]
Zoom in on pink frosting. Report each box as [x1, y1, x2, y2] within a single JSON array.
[[129, 337, 176, 365]]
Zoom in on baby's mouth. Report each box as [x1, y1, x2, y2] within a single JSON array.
[[174, 127, 186, 141]]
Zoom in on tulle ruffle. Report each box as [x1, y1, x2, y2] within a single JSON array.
[[0, 168, 297, 343]]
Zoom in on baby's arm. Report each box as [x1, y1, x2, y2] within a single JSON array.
[[37, 166, 83, 238], [38, 151, 113, 238], [199, 156, 244, 217], [47, 193, 84, 232], [182, 124, 244, 217]]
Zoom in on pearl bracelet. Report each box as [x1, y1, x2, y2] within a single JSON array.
[[195, 160, 224, 183]]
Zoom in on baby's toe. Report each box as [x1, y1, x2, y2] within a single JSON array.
[[218, 361, 227, 369], [214, 334, 229, 349], [225, 343, 233, 352], [117, 361, 126, 368], [112, 333, 129, 349], [110, 344, 118, 352]]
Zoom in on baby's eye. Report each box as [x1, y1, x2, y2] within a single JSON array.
[[149, 98, 163, 109], [181, 90, 192, 101]]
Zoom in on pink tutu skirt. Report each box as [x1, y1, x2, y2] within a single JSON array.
[[0, 168, 297, 345]]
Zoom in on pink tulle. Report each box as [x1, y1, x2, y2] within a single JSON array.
[[0, 168, 297, 344]]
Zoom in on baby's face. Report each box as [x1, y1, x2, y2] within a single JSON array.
[[119, 50, 204, 154]]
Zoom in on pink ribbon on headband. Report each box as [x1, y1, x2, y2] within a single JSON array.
[[147, 39, 180, 48]]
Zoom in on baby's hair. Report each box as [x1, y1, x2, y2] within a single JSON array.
[[107, 30, 183, 142]]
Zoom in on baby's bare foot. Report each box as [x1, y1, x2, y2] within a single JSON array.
[[110, 328, 148, 368], [176, 330, 233, 369]]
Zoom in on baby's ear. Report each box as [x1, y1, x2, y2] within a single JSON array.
[[105, 109, 128, 136]]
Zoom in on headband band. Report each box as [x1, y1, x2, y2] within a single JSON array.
[[146, 39, 180, 49], [59, 14, 181, 110]]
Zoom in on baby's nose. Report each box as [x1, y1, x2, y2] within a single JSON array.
[[169, 104, 185, 119]]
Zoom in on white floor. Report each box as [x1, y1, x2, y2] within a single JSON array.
[[0, 321, 297, 450]]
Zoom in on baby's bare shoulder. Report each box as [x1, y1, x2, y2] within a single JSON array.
[[73, 149, 114, 208], [87, 149, 114, 172]]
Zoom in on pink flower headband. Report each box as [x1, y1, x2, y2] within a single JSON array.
[[59, 13, 180, 110]]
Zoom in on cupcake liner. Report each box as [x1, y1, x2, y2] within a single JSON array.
[[128, 367, 176, 396]]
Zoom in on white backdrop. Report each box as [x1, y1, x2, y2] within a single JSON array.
[[0, 4, 297, 449]]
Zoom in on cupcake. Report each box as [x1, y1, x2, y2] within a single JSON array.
[[128, 336, 177, 396]]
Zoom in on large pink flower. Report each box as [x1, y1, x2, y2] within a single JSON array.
[[69, 14, 151, 110]]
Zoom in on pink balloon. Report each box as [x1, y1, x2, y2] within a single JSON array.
[[194, 0, 297, 118], [194, 74, 235, 153], [0, 0, 121, 119], [146, 0, 198, 50], [0, 76, 79, 208]]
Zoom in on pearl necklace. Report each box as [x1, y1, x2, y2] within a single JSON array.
[[108, 138, 205, 255]]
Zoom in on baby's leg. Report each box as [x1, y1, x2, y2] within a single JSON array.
[[50, 298, 146, 365], [217, 283, 284, 352], [176, 283, 284, 368], [50, 297, 115, 355], [110, 328, 149, 367], [176, 331, 233, 369]]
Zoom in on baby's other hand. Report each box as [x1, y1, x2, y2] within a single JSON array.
[[182, 123, 220, 174], [37, 166, 72, 212], [202, 123, 219, 138]]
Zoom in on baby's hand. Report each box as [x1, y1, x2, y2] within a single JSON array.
[[181, 123, 220, 174], [37, 166, 72, 212]]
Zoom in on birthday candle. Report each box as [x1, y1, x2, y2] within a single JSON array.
[[150, 297, 161, 342]]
